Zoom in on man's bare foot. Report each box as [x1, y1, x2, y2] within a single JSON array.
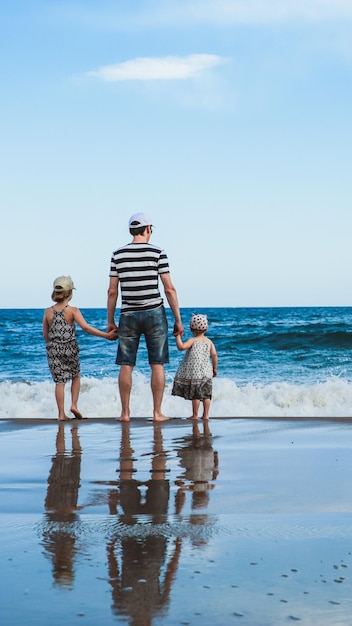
[[58, 416, 70, 421], [201, 416, 209, 420], [71, 408, 84, 420], [117, 417, 130, 422], [153, 414, 170, 422], [188, 415, 199, 420]]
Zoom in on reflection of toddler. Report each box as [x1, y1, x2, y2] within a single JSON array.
[[172, 314, 218, 420]]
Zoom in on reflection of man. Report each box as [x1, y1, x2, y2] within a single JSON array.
[[107, 212, 184, 422], [42, 424, 82, 588], [107, 423, 182, 625]]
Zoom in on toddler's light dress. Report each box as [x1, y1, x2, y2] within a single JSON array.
[[172, 339, 213, 400]]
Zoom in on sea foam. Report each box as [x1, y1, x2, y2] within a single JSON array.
[[1, 374, 352, 419]]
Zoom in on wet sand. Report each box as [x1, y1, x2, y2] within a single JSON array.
[[0, 416, 352, 625]]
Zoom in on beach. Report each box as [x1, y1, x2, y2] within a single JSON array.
[[1, 416, 352, 626]]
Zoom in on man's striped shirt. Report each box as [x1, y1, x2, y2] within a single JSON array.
[[109, 243, 170, 312]]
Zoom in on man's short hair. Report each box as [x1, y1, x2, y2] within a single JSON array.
[[129, 222, 147, 236]]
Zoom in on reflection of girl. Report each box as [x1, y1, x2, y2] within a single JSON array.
[[42, 424, 82, 588], [45, 425, 82, 515], [172, 314, 218, 420]]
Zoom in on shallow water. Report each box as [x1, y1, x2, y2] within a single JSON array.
[[1, 418, 352, 625], [3, 307, 352, 419]]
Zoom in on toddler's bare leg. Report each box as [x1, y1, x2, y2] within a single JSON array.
[[190, 399, 200, 420], [201, 399, 211, 420]]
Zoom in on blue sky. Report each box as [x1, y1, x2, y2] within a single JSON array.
[[1, 0, 352, 309]]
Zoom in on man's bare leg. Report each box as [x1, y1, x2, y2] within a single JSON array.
[[151, 363, 169, 421], [118, 365, 133, 421]]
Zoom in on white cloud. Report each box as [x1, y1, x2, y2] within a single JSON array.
[[88, 54, 226, 82]]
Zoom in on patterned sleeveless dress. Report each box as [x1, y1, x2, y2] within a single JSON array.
[[172, 339, 213, 400], [46, 307, 80, 383]]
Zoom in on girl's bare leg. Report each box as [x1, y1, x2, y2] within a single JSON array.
[[201, 399, 211, 420], [71, 374, 83, 419], [190, 399, 200, 420], [55, 383, 68, 421]]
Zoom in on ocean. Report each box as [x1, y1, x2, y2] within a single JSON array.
[[1, 306, 352, 419]]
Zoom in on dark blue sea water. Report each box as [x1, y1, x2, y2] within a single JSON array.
[[1, 307, 352, 418]]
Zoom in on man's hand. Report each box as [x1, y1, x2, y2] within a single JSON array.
[[173, 321, 184, 337], [107, 328, 119, 341]]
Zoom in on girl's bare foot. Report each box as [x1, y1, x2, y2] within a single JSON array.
[[188, 415, 199, 420], [71, 408, 84, 420]]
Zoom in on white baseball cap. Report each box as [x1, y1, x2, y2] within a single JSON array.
[[128, 212, 153, 228]]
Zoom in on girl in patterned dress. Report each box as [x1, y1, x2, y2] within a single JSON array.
[[172, 314, 218, 420], [43, 276, 117, 421]]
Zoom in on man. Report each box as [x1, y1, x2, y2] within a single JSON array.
[[107, 212, 184, 421]]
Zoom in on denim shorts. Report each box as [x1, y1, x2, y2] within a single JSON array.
[[116, 306, 169, 366]]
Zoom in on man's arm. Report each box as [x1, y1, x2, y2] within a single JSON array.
[[160, 272, 184, 336], [107, 276, 119, 330]]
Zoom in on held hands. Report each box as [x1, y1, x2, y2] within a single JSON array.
[[107, 327, 119, 341], [173, 321, 184, 337]]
